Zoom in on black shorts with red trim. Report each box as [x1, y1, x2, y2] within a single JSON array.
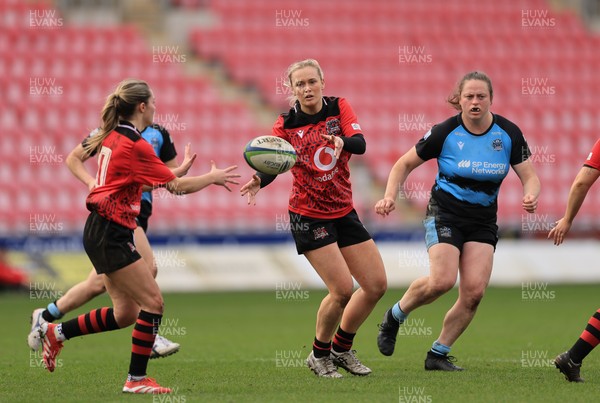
[[289, 209, 372, 255], [83, 211, 142, 274]]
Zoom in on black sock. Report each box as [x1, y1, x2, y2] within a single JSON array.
[[313, 338, 331, 359], [128, 310, 161, 377], [569, 309, 600, 363], [332, 327, 356, 353], [61, 307, 120, 339], [42, 309, 56, 322]]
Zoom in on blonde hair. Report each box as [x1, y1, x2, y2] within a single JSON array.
[[84, 79, 152, 156], [283, 59, 324, 106], [447, 71, 494, 111]]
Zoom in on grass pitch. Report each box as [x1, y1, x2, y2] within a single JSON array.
[[1, 285, 598, 402]]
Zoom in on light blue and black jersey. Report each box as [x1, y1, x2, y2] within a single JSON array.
[[140, 124, 177, 205], [416, 113, 530, 221]]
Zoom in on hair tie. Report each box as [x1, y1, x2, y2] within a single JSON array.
[[113, 94, 120, 110]]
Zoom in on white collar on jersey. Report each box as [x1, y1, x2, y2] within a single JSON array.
[[117, 121, 142, 135]]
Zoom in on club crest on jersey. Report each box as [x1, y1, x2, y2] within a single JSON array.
[[313, 226, 329, 240], [492, 139, 503, 151], [439, 226, 452, 238], [326, 118, 341, 135]]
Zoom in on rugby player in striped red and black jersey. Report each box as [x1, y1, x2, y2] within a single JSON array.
[[39, 79, 239, 394], [241, 59, 387, 378], [550, 139, 600, 382], [27, 124, 189, 359]]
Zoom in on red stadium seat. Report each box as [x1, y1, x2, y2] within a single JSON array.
[[4, 0, 600, 235]]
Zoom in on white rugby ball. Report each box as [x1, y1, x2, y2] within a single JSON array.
[[243, 135, 297, 175]]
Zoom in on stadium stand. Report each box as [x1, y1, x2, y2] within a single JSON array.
[[2, 0, 292, 236], [3, 0, 600, 238], [188, 0, 600, 230]]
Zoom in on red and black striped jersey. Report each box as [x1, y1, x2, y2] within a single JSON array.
[[273, 97, 363, 219], [86, 121, 176, 229]]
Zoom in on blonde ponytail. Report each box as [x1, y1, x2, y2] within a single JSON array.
[[83, 79, 151, 156]]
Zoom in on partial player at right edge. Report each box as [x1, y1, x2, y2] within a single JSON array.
[[549, 138, 600, 383]]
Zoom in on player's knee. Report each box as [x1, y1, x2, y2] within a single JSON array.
[[145, 293, 164, 314], [364, 277, 387, 300], [86, 278, 106, 296], [429, 279, 455, 296], [331, 288, 353, 308], [149, 258, 158, 279], [114, 309, 138, 327], [462, 289, 486, 311]]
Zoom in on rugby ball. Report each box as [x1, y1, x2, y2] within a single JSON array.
[[243, 136, 297, 175]]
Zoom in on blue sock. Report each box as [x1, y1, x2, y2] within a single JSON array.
[[391, 303, 408, 323], [431, 340, 451, 356], [47, 301, 63, 320]]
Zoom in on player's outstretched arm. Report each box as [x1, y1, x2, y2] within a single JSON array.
[[165, 161, 239, 194], [548, 166, 600, 245], [170, 143, 197, 178], [375, 146, 425, 217]]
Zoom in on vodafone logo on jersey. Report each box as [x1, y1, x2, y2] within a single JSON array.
[[313, 146, 339, 182], [314, 146, 336, 171]]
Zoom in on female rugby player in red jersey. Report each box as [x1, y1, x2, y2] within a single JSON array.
[[28, 125, 193, 358], [550, 138, 600, 383], [40, 79, 240, 394], [241, 59, 387, 378]]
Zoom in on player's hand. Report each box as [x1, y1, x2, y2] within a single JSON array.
[[375, 197, 396, 216], [240, 175, 261, 205], [548, 217, 572, 246], [321, 133, 344, 159], [209, 161, 240, 192], [178, 143, 197, 177], [522, 193, 538, 213]]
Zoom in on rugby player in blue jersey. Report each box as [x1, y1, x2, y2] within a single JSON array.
[[375, 72, 540, 370]]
